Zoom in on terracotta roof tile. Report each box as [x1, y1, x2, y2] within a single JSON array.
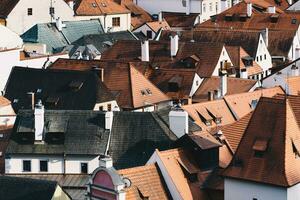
[[75, 0, 130, 16], [162, 12, 199, 29], [286, 76, 300, 95], [223, 97, 300, 187], [118, 164, 170, 200], [192, 76, 258, 102], [224, 86, 285, 119], [0, 96, 11, 107], [143, 20, 171, 33]]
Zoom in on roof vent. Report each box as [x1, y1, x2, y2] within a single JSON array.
[[270, 14, 279, 23]]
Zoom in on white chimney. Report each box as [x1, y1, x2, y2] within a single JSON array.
[[291, 65, 299, 76], [247, 3, 252, 17], [170, 34, 179, 57], [240, 69, 248, 79], [264, 28, 269, 47], [141, 40, 150, 62], [68, 0, 74, 10], [158, 12, 163, 22], [105, 111, 113, 130], [169, 106, 189, 138], [220, 0, 228, 12], [208, 91, 214, 101], [186, 0, 191, 15], [287, 0, 293, 5], [220, 72, 227, 97], [34, 100, 44, 141], [267, 6, 276, 14], [56, 17, 66, 31], [99, 157, 113, 168]]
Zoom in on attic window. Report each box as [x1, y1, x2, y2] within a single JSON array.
[[141, 89, 152, 96], [270, 14, 279, 23], [239, 14, 247, 22], [292, 140, 300, 158], [69, 81, 83, 91], [101, 3, 107, 7], [207, 108, 222, 124], [225, 14, 234, 21], [292, 18, 297, 24], [177, 158, 198, 183], [92, 3, 97, 7], [253, 139, 268, 158], [196, 110, 213, 126], [250, 99, 258, 110]]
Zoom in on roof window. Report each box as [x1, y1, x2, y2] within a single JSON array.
[[69, 80, 83, 91], [253, 139, 268, 158]]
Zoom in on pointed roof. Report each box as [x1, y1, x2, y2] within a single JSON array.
[[223, 97, 300, 187]]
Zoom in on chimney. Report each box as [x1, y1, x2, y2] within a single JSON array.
[[34, 100, 44, 141], [105, 111, 113, 130], [99, 157, 113, 168], [158, 12, 163, 22], [186, 0, 190, 15], [141, 40, 150, 62], [247, 3, 252, 17], [291, 65, 299, 76], [240, 68, 248, 79], [220, 0, 228, 12], [56, 17, 66, 31], [100, 68, 104, 82], [267, 6, 276, 14], [169, 105, 189, 138], [264, 28, 269, 47], [208, 91, 214, 101], [214, 89, 221, 99], [170, 34, 179, 57], [188, 96, 192, 105], [220, 72, 227, 97], [68, 0, 74, 10]]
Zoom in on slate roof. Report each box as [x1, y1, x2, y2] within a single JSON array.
[[0, 176, 59, 200], [21, 20, 104, 53], [6, 110, 109, 155], [72, 31, 137, 53], [0, 0, 19, 18], [8, 174, 88, 200], [109, 111, 177, 169], [223, 97, 300, 187], [4, 67, 114, 111]]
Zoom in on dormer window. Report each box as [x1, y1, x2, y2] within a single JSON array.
[[253, 139, 268, 158], [69, 80, 83, 91]]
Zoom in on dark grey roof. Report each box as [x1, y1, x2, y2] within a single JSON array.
[[4, 67, 115, 112], [72, 31, 137, 54], [0, 176, 58, 200], [6, 110, 109, 155], [109, 111, 177, 169], [7, 174, 88, 200]]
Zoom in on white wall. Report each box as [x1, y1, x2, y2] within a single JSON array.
[[255, 34, 272, 77], [0, 104, 16, 126], [93, 100, 120, 112], [287, 182, 300, 200], [133, 24, 156, 40], [225, 178, 287, 200], [6, 0, 75, 34], [75, 13, 131, 32], [136, 0, 231, 23], [189, 73, 203, 96], [5, 155, 100, 174], [212, 46, 233, 76]]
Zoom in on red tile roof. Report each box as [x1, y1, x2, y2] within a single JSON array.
[[223, 97, 300, 187], [162, 12, 199, 29]]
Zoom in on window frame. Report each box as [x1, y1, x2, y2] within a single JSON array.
[[27, 8, 33, 16], [112, 17, 120, 27], [23, 160, 31, 172], [80, 162, 88, 174], [39, 160, 48, 172]]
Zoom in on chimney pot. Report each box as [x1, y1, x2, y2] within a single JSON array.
[[34, 100, 44, 141], [170, 34, 179, 57]]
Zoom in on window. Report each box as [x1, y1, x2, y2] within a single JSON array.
[[264, 54, 267, 60], [146, 30, 152, 39], [49, 7, 55, 15], [81, 163, 88, 174], [260, 55, 262, 61], [182, 0, 187, 7], [256, 57, 258, 62], [27, 8, 33, 16], [209, 3, 212, 11], [107, 104, 112, 111], [23, 160, 31, 172], [112, 17, 120, 27], [40, 160, 48, 172], [99, 106, 103, 111], [203, 3, 206, 13], [215, 2, 218, 12]]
